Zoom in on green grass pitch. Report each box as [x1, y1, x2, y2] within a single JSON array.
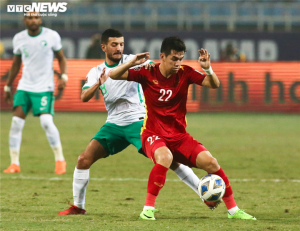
[[1, 112, 299, 230]]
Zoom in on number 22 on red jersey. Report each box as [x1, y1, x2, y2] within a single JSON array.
[[158, 89, 172, 101], [147, 135, 160, 145]]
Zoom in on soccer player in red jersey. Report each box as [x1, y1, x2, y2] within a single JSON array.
[[109, 36, 256, 221]]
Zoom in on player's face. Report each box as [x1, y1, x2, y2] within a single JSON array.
[[102, 37, 124, 63], [161, 50, 185, 74], [24, 12, 42, 32]]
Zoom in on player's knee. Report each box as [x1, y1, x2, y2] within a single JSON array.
[[156, 152, 173, 167], [77, 153, 92, 169], [10, 116, 25, 134], [40, 114, 53, 131], [206, 157, 220, 173], [40, 121, 47, 131]]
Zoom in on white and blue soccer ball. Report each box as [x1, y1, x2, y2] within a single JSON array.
[[198, 174, 226, 202]]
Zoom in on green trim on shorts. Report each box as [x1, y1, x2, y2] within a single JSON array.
[[92, 120, 144, 157], [13, 90, 55, 116], [82, 86, 90, 90]]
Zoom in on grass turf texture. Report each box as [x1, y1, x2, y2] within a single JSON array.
[[1, 112, 299, 231]]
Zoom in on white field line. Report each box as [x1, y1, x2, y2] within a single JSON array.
[[0, 175, 300, 183]]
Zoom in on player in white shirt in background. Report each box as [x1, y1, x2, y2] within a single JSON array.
[[58, 29, 202, 215], [3, 12, 68, 175]]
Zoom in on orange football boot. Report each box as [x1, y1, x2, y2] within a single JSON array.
[[55, 160, 66, 174], [3, 163, 20, 173]]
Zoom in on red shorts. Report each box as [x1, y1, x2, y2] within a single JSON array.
[[141, 130, 208, 168]]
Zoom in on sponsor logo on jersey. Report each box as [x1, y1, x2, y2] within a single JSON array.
[[153, 80, 159, 84]]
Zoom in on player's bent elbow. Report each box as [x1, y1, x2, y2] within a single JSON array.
[[80, 94, 89, 102], [211, 83, 220, 89], [81, 97, 89, 103], [211, 80, 220, 89]]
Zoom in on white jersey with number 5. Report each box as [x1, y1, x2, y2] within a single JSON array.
[[83, 54, 151, 126], [13, 27, 62, 93]]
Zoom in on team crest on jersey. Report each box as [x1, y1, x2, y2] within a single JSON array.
[[40, 40, 47, 47], [153, 80, 159, 84]]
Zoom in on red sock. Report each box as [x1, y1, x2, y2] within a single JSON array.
[[145, 164, 168, 207], [211, 168, 237, 210]]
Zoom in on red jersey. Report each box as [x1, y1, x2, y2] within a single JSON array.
[[128, 64, 206, 140]]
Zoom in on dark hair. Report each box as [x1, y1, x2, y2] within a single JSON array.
[[160, 36, 186, 56], [101, 29, 123, 44]]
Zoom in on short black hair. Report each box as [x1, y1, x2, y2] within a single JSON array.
[[101, 29, 123, 44], [160, 36, 186, 56]]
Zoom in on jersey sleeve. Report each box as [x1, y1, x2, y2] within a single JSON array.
[[186, 66, 206, 85], [52, 31, 63, 52], [127, 67, 146, 84], [82, 67, 98, 89], [12, 35, 21, 56]]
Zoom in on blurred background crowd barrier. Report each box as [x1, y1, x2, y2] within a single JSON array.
[[1, 60, 299, 113]]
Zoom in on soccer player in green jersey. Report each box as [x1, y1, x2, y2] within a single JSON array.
[[58, 29, 202, 215], [3, 12, 68, 174]]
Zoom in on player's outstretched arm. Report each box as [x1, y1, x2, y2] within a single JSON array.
[[198, 49, 220, 89], [109, 52, 150, 80], [55, 49, 68, 90], [4, 55, 22, 103], [81, 68, 107, 102]]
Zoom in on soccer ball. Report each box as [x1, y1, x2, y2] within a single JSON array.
[[198, 174, 226, 202]]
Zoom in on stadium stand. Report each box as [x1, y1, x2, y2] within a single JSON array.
[[1, 1, 300, 31]]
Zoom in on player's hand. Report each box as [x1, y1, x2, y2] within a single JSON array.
[[4, 91, 12, 104], [57, 78, 66, 90], [98, 67, 108, 85], [142, 62, 155, 70], [130, 52, 150, 66], [198, 49, 211, 70]]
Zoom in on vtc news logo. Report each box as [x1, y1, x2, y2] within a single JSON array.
[[7, 2, 67, 13]]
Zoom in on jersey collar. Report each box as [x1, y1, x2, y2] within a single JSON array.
[[27, 27, 43, 37], [105, 60, 119, 68]]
